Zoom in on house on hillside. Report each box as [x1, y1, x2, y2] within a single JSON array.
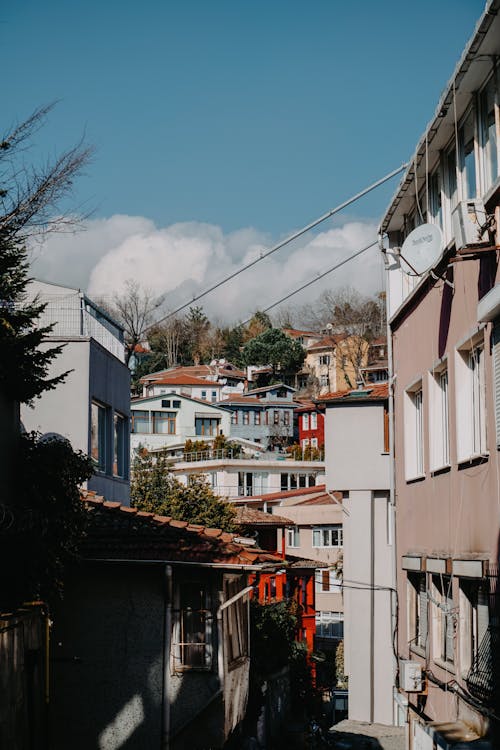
[[295, 400, 325, 452], [130, 392, 231, 453], [50, 492, 283, 750], [217, 383, 296, 449], [139, 373, 225, 402], [20, 280, 131, 503], [139, 362, 246, 399], [304, 335, 369, 395], [360, 337, 388, 385], [319, 384, 392, 725], [381, 5, 500, 744]]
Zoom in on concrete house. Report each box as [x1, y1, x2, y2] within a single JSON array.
[[320, 384, 393, 725], [130, 392, 232, 453], [140, 373, 225, 402], [50, 493, 282, 750], [217, 383, 296, 448], [20, 280, 131, 504], [382, 3, 500, 744]]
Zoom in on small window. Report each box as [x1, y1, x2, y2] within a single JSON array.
[[161, 399, 171, 408], [407, 573, 427, 652], [315, 569, 341, 594], [459, 580, 489, 676], [201, 390, 207, 400], [172, 400, 181, 409], [283, 411, 290, 426], [223, 576, 249, 665], [479, 75, 498, 192], [459, 109, 477, 200], [429, 366, 450, 471], [310, 413, 317, 429], [172, 581, 212, 670], [113, 413, 127, 478], [455, 340, 486, 461], [231, 411, 238, 425], [91, 402, 107, 472], [319, 354, 330, 366], [273, 411, 280, 425], [312, 525, 343, 548], [302, 414, 310, 430], [287, 527, 300, 547], [311, 437, 318, 449], [315, 611, 343, 638], [404, 383, 424, 480], [131, 409, 149, 434], [254, 411, 261, 425], [431, 575, 454, 666], [243, 411, 250, 425]]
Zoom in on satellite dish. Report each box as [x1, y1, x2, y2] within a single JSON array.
[[400, 223, 443, 275]]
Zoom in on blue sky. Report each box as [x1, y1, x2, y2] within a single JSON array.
[[2, 0, 485, 320]]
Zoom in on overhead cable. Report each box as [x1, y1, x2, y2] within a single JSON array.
[[151, 163, 408, 326], [241, 238, 379, 325]]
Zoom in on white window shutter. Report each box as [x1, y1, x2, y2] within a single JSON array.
[[493, 323, 500, 447]]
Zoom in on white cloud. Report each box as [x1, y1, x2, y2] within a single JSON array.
[[29, 215, 382, 323]]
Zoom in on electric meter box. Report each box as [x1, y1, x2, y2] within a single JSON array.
[[400, 660, 423, 692], [452, 199, 488, 250]]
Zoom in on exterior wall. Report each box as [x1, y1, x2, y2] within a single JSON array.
[[21, 339, 90, 452], [297, 409, 325, 448], [305, 349, 338, 393], [144, 383, 223, 401], [228, 406, 295, 444], [324, 402, 389, 491], [392, 256, 500, 730], [50, 562, 165, 750], [343, 490, 394, 725]]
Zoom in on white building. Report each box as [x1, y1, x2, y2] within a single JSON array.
[[21, 280, 131, 504], [130, 392, 232, 453], [321, 384, 393, 725]]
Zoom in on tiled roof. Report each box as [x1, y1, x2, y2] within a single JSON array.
[[245, 383, 296, 395], [319, 383, 388, 402], [282, 328, 319, 338], [307, 334, 346, 351], [80, 491, 282, 567], [293, 400, 325, 414], [131, 392, 231, 411], [286, 554, 329, 569], [234, 506, 294, 526], [143, 374, 222, 387], [217, 395, 264, 406], [238, 485, 327, 502], [295, 491, 342, 506]]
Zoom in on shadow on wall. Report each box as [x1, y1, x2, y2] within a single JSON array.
[[438, 266, 454, 359]]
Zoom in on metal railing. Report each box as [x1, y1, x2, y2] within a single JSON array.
[[35, 304, 125, 362]]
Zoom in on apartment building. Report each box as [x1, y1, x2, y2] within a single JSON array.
[[21, 280, 131, 503], [381, 4, 500, 745]]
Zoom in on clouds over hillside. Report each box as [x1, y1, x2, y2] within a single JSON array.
[[29, 215, 382, 322]]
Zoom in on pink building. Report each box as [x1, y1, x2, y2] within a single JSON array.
[[382, 4, 500, 746]]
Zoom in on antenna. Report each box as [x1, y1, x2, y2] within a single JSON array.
[[399, 223, 443, 276]]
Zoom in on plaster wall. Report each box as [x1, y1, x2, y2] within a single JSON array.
[[325, 402, 389, 491]]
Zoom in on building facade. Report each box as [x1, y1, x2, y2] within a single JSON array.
[[382, 5, 500, 744], [20, 280, 131, 503]]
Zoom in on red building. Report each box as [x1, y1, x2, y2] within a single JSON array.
[[295, 400, 325, 451]]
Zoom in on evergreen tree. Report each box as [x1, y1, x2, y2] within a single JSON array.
[[241, 327, 305, 381], [131, 449, 236, 531]]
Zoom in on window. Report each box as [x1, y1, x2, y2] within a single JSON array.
[[312, 525, 343, 548], [172, 580, 212, 670], [315, 569, 341, 594], [281, 473, 317, 491], [211, 391, 217, 403], [459, 580, 489, 676], [172, 400, 181, 409], [319, 355, 330, 366], [131, 409, 150, 434], [455, 340, 486, 461], [113, 413, 126, 478], [302, 438, 310, 449], [407, 573, 427, 652], [273, 410, 280, 425], [254, 411, 261, 425], [243, 411, 250, 425], [315, 612, 343, 639], [231, 411, 238, 425], [91, 402, 107, 472], [311, 437, 318, 449], [429, 170, 443, 228], [404, 383, 424, 480], [429, 366, 450, 471], [283, 411, 290, 427], [459, 109, 477, 200], [201, 390, 207, 401], [302, 414, 310, 430], [152, 411, 176, 434], [431, 576, 454, 665], [310, 413, 317, 429], [320, 374, 328, 388], [195, 417, 219, 436], [445, 146, 458, 210], [287, 527, 300, 547], [161, 399, 171, 408], [479, 74, 498, 192], [223, 576, 249, 665]]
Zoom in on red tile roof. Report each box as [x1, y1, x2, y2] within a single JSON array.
[[80, 491, 282, 567], [236, 485, 327, 502], [282, 328, 319, 338], [319, 383, 388, 402], [142, 374, 222, 387], [307, 334, 347, 351], [234, 506, 294, 526]]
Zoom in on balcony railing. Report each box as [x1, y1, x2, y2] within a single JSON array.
[[35, 304, 125, 362]]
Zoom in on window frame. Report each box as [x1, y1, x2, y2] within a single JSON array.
[[171, 579, 213, 672], [404, 381, 424, 481], [113, 412, 127, 478], [428, 362, 450, 472], [312, 525, 343, 548], [90, 401, 107, 473], [455, 336, 487, 462], [286, 526, 300, 548]]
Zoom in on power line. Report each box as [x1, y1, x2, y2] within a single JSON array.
[[151, 163, 407, 326], [241, 238, 379, 325]]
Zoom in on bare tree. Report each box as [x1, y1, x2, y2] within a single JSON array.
[[0, 103, 94, 239], [148, 315, 185, 369], [111, 280, 161, 365]]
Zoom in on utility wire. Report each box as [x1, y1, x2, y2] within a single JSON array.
[[240, 238, 379, 325], [151, 163, 408, 326]]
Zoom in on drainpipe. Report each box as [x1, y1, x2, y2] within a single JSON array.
[[370, 492, 375, 724], [162, 565, 173, 750], [380, 234, 399, 718]]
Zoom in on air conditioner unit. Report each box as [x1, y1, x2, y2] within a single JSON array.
[[400, 659, 423, 692], [452, 199, 489, 250]]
